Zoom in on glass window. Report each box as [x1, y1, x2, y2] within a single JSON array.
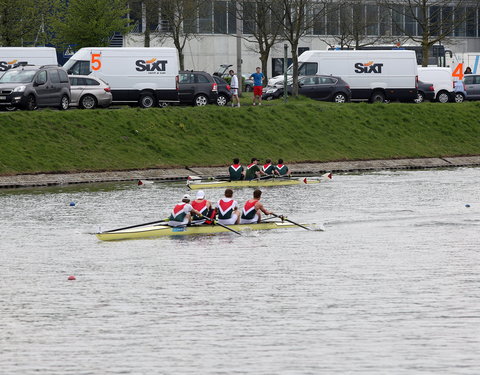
[[0, 70, 36, 83], [298, 63, 318, 76], [429, 6, 441, 36], [243, 2, 256, 34], [58, 70, 69, 83], [227, 1, 237, 34], [199, 1, 212, 33], [379, 5, 390, 36], [441, 7, 453, 36], [455, 7, 466, 37], [392, 5, 404, 36], [326, 5, 339, 35], [405, 7, 417, 36], [196, 74, 210, 83], [179, 73, 194, 83], [50, 70, 60, 83], [86, 78, 100, 86], [466, 7, 476, 37], [366, 5, 379, 35], [464, 76, 474, 84], [68, 60, 91, 75], [69, 77, 77, 85], [36, 70, 47, 84], [313, 6, 326, 35], [321, 77, 336, 84], [214, 1, 227, 33]]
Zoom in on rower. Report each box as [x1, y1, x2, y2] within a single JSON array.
[[229, 158, 245, 181], [245, 158, 266, 181], [216, 188, 240, 225], [275, 158, 291, 177], [168, 194, 203, 227], [261, 159, 275, 176], [240, 189, 273, 224], [191, 190, 213, 225]]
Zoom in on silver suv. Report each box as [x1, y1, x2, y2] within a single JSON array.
[[0, 65, 71, 110]]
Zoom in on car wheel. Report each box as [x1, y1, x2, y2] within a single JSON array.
[[139, 93, 155, 108], [80, 94, 97, 109], [414, 92, 425, 104], [454, 93, 465, 103], [436, 91, 450, 103], [194, 94, 208, 106], [370, 91, 385, 103], [59, 95, 69, 110], [5, 106, 17, 111], [24, 95, 36, 111], [216, 94, 228, 106], [333, 93, 347, 103]]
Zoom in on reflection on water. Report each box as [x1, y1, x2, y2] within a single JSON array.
[[1, 168, 479, 374]]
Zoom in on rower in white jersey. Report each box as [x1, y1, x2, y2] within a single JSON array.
[[216, 188, 240, 225]]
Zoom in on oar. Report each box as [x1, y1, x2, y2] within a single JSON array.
[[271, 213, 312, 231], [103, 219, 168, 233], [201, 215, 242, 236]]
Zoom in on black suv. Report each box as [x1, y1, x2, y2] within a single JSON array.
[[178, 71, 218, 106], [212, 75, 232, 106], [0, 65, 71, 110]]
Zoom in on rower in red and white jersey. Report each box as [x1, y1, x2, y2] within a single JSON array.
[[216, 189, 240, 225], [240, 189, 273, 224], [191, 190, 213, 225], [168, 194, 203, 227]]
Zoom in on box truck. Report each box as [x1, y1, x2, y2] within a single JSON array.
[[63, 47, 179, 108], [268, 50, 418, 102], [417, 67, 454, 103], [0, 47, 58, 72]]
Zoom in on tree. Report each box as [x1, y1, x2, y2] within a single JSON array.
[[237, 0, 283, 81], [55, 0, 131, 49], [380, 0, 468, 66], [272, 0, 333, 96]]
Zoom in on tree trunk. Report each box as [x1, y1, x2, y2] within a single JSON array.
[[260, 49, 269, 82], [178, 50, 185, 71], [421, 40, 430, 67], [291, 43, 299, 97], [144, 28, 150, 47]]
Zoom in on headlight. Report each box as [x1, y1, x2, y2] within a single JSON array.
[[13, 85, 26, 92]]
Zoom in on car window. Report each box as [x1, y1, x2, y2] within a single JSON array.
[[320, 77, 336, 84], [196, 74, 210, 83], [179, 73, 193, 84], [474, 76, 480, 84], [301, 77, 316, 85], [86, 78, 100, 86], [464, 76, 474, 84], [50, 70, 60, 83], [58, 70, 69, 83], [298, 62, 318, 76], [0, 69, 36, 83], [36, 70, 47, 84], [68, 60, 91, 75], [69, 77, 77, 85]]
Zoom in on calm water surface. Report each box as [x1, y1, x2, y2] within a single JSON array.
[[1, 168, 479, 374]]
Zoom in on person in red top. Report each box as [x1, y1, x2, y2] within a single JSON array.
[[240, 189, 273, 224], [190, 190, 213, 225], [216, 188, 240, 225]]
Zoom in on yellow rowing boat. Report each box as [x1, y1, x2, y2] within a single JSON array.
[[96, 222, 301, 241], [187, 177, 321, 190]]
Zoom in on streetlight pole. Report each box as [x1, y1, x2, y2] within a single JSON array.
[[236, 2, 243, 96], [283, 43, 288, 102]]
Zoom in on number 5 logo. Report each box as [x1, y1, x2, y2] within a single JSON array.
[[91, 53, 102, 71]]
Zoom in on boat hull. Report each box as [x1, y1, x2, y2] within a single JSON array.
[[187, 178, 319, 190], [96, 222, 298, 241]]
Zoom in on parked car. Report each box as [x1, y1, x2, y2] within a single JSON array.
[[262, 75, 351, 103], [0, 64, 70, 110], [178, 71, 218, 106], [68, 75, 112, 109], [461, 74, 480, 101], [213, 64, 253, 92], [417, 67, 454, 103], [212, 75, 232, 106], [414, 81, 435, 103]]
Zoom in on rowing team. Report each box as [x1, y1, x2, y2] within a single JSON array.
[[168, 188, 274, 227], [229, 157, 292, 181]]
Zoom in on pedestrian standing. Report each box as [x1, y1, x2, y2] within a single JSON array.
[[229, 69, 240, 107], [464, 66, 472, 75], [249, 67, 265, 106]]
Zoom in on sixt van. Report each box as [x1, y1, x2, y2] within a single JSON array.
[[63, 47, 179, 108], [0, 47, 58, 73], [268, 50, 418, 102], [417, 67, 454, 103]]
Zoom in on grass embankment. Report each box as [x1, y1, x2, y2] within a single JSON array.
[[0, 97, 479, 175]]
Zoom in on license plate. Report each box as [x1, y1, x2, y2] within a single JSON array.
[[172, 227, 186, 232], [0, 96, 6, 100]]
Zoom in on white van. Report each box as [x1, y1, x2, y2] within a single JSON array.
[[63, 47, 179, 108], [417, 67, 454, 103], [0, 47, 58, 72], [268, 50, 418, 102]]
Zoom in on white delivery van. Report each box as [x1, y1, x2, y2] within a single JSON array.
[[417, 67, 454, 103], [63, 47, 179, 108], [268, 50, 418, 102], [0, 47, 58, 72]]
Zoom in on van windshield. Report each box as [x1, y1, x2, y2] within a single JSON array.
[[0, 70, 36, 83], [285, 62, 318, 76], [63, 59, 91, 75]]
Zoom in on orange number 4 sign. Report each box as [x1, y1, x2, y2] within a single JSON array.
[[91, 53, 102, 71], [452, 63, 464, 81]]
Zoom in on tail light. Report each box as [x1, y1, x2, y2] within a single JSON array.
[[212, 83, 218, 92], [428, 85, 434, 92], [415, 75, 418, 89], [346, 85, 350, 89], [104, 87, 111, 92], [176, 75, 179, 91], [226, 84, 231, 90], [452, 82, 455, 89]]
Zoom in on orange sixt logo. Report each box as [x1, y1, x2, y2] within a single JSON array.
[[354, 61, 383, 73], [135, 58, 167, 72], [0, 59, 26, 71]]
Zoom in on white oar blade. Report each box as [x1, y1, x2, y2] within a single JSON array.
[[138, 179, 154, 186]]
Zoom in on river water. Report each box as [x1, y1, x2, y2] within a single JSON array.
[[1, 168, 479, 374]]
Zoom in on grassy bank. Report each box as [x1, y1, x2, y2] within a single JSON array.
[[0, 98, 479, 175]]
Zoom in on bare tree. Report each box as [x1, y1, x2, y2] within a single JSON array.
[[272, 0, 333, 96], [237, 0, 283, 81], [380, 0, 468, 66]]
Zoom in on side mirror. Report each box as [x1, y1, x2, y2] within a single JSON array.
[[34, 77, 46, 86]]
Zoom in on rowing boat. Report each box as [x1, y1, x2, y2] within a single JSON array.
[[96, 222, 301, 241], [187, 177, 322, 190]]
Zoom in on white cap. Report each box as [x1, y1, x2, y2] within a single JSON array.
[[182, 194, 191, 200], [196, 190, 205, 199]]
